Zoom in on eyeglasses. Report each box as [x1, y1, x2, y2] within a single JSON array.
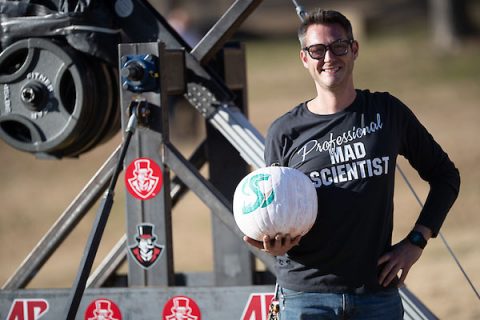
[[303, 39, 354, 60]]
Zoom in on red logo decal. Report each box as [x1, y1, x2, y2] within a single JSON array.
[[125, 158, 163, 200], [6, 299, 49, 320], [84, 298, 122, 320], [241, 293, 275, 320], [162, 296, 201, 320]]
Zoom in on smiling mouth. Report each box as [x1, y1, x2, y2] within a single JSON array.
[[321, 66, 341, 73]]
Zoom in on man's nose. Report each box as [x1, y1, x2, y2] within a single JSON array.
[[323, 48, 335, 62]]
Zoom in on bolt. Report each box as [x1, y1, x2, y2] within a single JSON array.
[[21, 81, 47, 111], [121, 62, 144, 81], [21, 87, 35, 103], [144, 54, 153, 62]]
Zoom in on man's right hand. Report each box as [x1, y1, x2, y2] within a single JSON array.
[[243, 234, 301, 256]]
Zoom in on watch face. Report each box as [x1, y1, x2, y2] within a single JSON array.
[[408, 231, 427, 248], [411, 233, 422, 242]]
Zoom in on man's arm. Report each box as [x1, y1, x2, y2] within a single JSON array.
[[377, 97, 461, 287]]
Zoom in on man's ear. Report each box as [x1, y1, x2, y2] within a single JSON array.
[[352, 40, 359, 59], [300, 49, 309, 68]]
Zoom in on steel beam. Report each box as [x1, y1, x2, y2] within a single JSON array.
[[2, 145, 121, 290], [164, 142, 276, 273], [119, 42, 174, 287], [86, 234, 127, 289], [191, 0, 264, 64]]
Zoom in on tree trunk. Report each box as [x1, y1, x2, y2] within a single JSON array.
[[429, 0, 476, 49]]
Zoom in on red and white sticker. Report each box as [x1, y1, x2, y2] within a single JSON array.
[[125, 157, 163, 200], [6, 299, 49, 320], [84, 298, 122, 320], [241, 293, 275, 320], [162, 296, 201, 320]]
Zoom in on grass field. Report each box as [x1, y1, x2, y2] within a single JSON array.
[[0, 30, 479, 318]]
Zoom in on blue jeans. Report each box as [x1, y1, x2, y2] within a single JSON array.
[[279, 288, 404, 320]]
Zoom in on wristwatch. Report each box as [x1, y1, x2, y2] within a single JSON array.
[[407, 230, 427, 249]]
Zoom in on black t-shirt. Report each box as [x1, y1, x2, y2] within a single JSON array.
[[264, 89, 460, 293]]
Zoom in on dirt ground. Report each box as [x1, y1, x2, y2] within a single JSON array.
[[0, 33, 479, 319]]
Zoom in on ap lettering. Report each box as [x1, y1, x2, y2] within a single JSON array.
[[241, 293, 275, 320], [6, 299, 49, 320]]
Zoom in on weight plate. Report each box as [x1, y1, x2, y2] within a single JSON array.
[[0, 38, 91, 156], [85, 61, 120, 149], [58, 58, 119, 157], [99, 63, 120, 143]]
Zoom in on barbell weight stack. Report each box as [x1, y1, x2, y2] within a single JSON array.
[[0, 37, 119, 158], [54, 56, 120, 158]]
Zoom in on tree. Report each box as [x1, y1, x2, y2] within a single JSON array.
[[429, 0, 477, 49]]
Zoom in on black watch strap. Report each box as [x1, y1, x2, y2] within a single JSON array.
[[407, 230, 427, 249]]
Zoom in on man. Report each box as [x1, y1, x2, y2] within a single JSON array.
[[243, 9, 460, 319]]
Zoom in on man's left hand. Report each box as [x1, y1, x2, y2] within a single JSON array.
[[377, 240, 423, 287]]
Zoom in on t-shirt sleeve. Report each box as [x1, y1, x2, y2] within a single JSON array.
[[396, 97, 460, 236], [264, 120, 289, 167]]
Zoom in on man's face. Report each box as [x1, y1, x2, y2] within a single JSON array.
[[300, 23, 358, 91]]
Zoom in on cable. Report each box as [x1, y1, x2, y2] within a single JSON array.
[[396, 164, 480, 300], [290, 0, 307, 22]]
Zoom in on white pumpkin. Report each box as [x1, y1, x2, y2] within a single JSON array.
[[233, 166, 318, 241]]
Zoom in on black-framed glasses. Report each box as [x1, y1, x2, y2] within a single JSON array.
[[303, 39, 354, 60]]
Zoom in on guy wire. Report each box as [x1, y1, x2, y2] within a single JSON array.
[[290, 0, 307, 22]]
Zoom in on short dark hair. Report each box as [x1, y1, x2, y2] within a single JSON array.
[[298, 9, 354, 47]]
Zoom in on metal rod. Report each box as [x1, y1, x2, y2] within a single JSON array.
[[64, 192, 115, 320], [65, 110, 138, 319]]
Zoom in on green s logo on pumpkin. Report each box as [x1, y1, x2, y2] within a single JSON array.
[[241, 173, 275, 214]]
